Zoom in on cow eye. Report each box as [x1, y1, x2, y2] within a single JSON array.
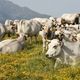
[[53, 45, 57, 49]]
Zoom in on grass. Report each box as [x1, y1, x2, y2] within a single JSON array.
[[0, 36, 80, 80]]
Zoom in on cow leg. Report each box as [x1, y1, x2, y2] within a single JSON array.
[[34, 35, 37, 43], [64, 54, 69, 65], [7, 31, 11, 37], [42, 38, 46, 53], [70, 56, 76, 66], [30, 36, 32, 44], [46, 41, 48, 50], [54, 58, 62, 69]]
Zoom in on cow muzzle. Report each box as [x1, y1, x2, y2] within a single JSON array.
[[46, 54, 52, 59]]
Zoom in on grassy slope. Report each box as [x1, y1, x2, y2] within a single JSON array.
[[0, 36, 80, 80]]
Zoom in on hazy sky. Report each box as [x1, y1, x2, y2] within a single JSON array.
[[8, 0, 80, 17]]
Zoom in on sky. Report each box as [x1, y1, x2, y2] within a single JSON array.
[[8, 0, 80, 17]]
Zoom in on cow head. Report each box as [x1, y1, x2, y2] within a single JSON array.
[[46, 39, 62, 58], [17, 33, 27, 45]]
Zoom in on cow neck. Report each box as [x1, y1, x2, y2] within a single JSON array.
[[62, 39, 80, 56]]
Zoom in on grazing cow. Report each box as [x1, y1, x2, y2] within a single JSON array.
[[39, 27, 56, 53], [5, 20, 16, 37], [39, 17, 59, 53], [0, 33, 25, 53], [17, 19, 42, 43], [39, 27, 64, 53], [46, 34, 80, 68]]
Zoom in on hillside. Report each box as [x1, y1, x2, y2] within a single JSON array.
[[0, 0, 50, 23]]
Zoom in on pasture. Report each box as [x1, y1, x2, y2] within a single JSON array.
[[0, 36, 80, 80]]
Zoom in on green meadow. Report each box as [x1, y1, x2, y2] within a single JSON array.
[[0, 36, 80, 80]]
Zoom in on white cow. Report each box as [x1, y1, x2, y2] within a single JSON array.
[[5, 19, 16, 37], [61, 13, 79, 24], [5, 20, 13, 26], [17, 19, 42, 43], [0, 23, 6, 40], [0, 33, 25, 53], [39, 28, 64, 53], [39, 17, 58, 53], [46, 36, 80, 68]]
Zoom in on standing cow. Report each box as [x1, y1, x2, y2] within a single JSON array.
[[16, 19, 42, 43]]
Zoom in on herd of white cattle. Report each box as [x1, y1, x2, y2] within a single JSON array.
[[0, 13, 80, 68]]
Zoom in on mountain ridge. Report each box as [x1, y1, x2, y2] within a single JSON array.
[[0, 0, 50, 23]]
